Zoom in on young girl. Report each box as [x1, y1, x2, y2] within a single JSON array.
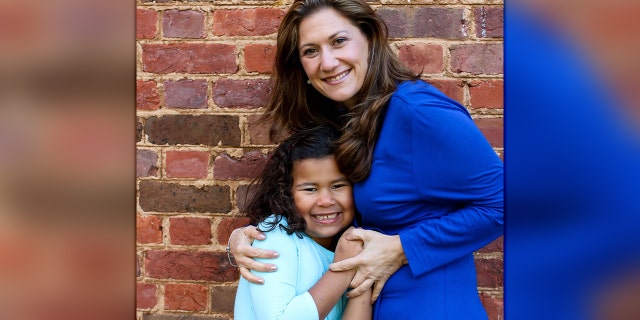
[[233, 126, 371, 320]]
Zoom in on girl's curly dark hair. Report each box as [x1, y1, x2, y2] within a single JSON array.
[[243, 125, 342, 237]]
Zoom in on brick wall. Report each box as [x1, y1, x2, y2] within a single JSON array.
[[136, 1, 504, 319]]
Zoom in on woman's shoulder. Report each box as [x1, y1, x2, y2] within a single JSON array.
[[392, 80, 470, 116]]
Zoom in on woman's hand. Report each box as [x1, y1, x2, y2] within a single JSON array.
[[329, 228, 407, 303], [228, 226, 279, 284]]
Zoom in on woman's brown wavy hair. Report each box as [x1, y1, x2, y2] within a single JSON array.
[[259, 0, 417, 182]]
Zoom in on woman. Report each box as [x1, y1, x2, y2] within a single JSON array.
[[230, 0, 503, 318], [234, 126, 371, 320]]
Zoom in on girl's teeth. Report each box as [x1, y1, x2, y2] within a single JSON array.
[[316, 213, 338, 221]]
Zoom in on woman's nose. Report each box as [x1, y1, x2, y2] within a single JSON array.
[[320, 49, 339, 71]]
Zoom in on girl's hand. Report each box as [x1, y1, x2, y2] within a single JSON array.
[[228, 226, 279, 284], [329, 228, 407, 303]]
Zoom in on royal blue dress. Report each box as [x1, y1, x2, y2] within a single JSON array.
[[354, 80, 504, 319]]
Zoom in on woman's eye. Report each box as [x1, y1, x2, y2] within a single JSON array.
[[334, 37, 348, 46], [302, 48, 318, 57]]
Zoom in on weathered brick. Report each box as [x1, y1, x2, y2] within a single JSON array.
[[165, 151, 209, 179], [137, 9, 158, 40], [414, 7, 468, 39], [247, 115, 272, 146], [137, 118, 144, 143], [478, 236, 503, 253], [450, 43, 503, 75], [143, 314, 227, 320], [137, 283, 158, 309], [473, 117, 503, 148], [480, 292, 504, 320], [139, 180, 231, 213], [244, 44, 275, 74], [142, 43, 238, 74], [235, 184, 254, 215], [475, 258, 503, 288], [145, 115, 241, 147], [212, 8, 284, 36], [213, 151, 268, 180], [164, 79, 208, 109], [376, 8, 411, 38], [210, 285, 236, 313], [474, 7, 503, 38], [137, 215, 163, 244], [145, 250, 237, 281], [164, 283, 208, 311], [397, 43, 444, 75], [163, 10, 205, 39], [216, 217, 251, 246], [212, 79, 272, 109], [137, 149, 159, 178], [137, 80, 161, 111], [169, 217, 212, 245], [425, 79, 465, 105], [469, 79, 503, 109]]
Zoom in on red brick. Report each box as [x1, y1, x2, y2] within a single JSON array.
[[145, 250, 238, 281], [478, 236, 504, 253], [398, 43, 444, 75], [164, 283, 208, 312], [244, 44, 275, 74], [474, 117, 503, 148], [169, 217, 212, 245], [475, 7, 503, 39], [137, 80, 160, 111], [425, 79, 465, 105], [470, 79, 503, 109], [165, 151, 209, 179], [213, 151, 268, 180], [163, 10, 205, 39], [138, 180, 232, 213], [136, 283, 158, 309], [145, 115, 241, 147], [414, 7, 468, 39], [212, 8, 284, 36], [475, 258, 503, 288], [211, 285, 237, 313], [212, 79, 272, 109], [376, 8, 411, 38], [164, 79, 208, 109], [137, 149, 159, 178], [142, 43, 238, 74], [137, 215, 163, 244], [480, 292, 504, 320], [450, 43, 503, 75], [216, 217, 251, 246], [247, 115, 272, 145], [137, 9, 158, 40]]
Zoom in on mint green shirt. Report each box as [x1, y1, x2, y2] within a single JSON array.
[[234, 215, 346, 320]]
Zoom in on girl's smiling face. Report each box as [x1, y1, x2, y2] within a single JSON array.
[[291, 155, 354, 249]]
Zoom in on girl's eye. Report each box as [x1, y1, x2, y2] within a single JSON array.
[[302, 187, 317, 192], [331, 184, 347, 190]]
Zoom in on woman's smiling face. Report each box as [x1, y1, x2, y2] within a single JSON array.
[[298, 8, 369, 108]]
